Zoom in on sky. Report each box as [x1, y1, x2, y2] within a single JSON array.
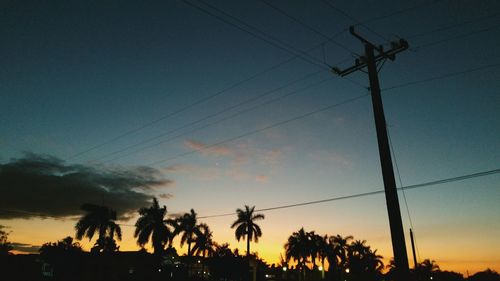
[[1, 0, 500, 275]]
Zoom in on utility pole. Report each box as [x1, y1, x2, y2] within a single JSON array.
[[410, 228, 419, 268], [332, 26, 410, 281]]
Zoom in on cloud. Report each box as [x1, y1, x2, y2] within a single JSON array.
[[158, 193, 173, 199], [255, 175, 268, 183], [184, 139, 233, 157], [11, 242, 40, 253], [0, 153, 173, 220]]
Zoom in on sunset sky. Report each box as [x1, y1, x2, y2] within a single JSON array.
[[1, 0, 500, 275]]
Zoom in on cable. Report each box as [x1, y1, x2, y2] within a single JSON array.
[[125, 63, 499, 166], [90, 69, 327, 162], [146, 93, 369, 167], [406, 11, 500, 40], [387, 128, 422, 262], [362, 0, 445, 25], [101, 75, 337, 163], [258, 0, 359, 56], [412, 22, 500, 50], [67, 0, 433, 161], [198, 167, 500, 218], [383, 62, 500, 91], [321, 0, 391, 42], [2, 168, 498, 221], [182, 0, 328, 70]]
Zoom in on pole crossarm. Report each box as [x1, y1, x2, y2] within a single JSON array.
[[332, 26, 408, 77]]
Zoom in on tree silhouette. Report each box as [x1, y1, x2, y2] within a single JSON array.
[[91, 236, 119, 253], [192, 223, 215, 258], [231, 205, 264, 257], [347, 240, 384, 281], [285, 227, 310, 280], [134, 197, 172, 254], [75, 204, 122, 243], [192, 223, 215, 278], [176, 208, 199, 257], [0, 229, 13, 256]]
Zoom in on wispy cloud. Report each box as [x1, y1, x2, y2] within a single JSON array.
[[184, 139, 233, 157]]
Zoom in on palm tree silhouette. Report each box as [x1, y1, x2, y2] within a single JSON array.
[[177, 209, 200, 257], [285, 227, 310, 281], [192, 223, 215, 277], [75, 204, 122, 243], [192, 223, 215, 258], [231, 205, 264, 257], [134, 197, 172, 254]]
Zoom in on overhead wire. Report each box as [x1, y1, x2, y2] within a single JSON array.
[[1, 168, 498, 223], [412, 22, 500, 50], [146, 93, 369, 166], [100, 73, 338, 163], [198, 168, 500, 218], [89, 69, 328, 162], [67, 0, 443, 161], [137, 62, 500, 167], [387, 128, 421, 262], [182, 0, 329, 70], [382, 62, 500, 91], [258, 0, 359, 57], [320, 0, 391, 42], [406, 10, 500, 40]]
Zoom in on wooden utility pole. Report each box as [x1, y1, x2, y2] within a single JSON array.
[[410, 228, 419, 268], [332, 26, 410, 281]]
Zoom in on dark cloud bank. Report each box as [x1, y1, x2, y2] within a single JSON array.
[[0, 153, 172, 220]]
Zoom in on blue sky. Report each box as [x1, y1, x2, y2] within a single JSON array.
[[1, 0, 499, 273]]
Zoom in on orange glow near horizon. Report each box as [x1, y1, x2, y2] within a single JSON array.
[[4, 214, 500, 276]]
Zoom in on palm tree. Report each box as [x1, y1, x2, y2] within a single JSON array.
[[192, 223, 215, 258], [75, 204, 122, 243], [192, 223, 215, 278], [231, 205, 264, 257], [348, 240, 384, 281], [177, 209, 199, 257], [134, 197, 172, 254], [285, 227, 310, 281]]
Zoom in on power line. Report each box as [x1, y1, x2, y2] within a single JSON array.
[[258, 0, 359, 57], [90, 69, 327, 162], [182, 0, 328, 69], [146, 93, 369, 167], [66, 0, 432, 161], [382, 62, 500, 91], [387, 128, 422, 262], [100, 75, 337, 163], [140, 62, 500, 167], [198, 168, 500, 218], [406, 11, 500, 40], [321, 0, 391, 42], [2, 168, 498, 222], [362, 0, 445, 25], [412, 22, 500, 50]]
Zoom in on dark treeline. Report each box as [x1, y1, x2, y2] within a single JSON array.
[[0, 198, 499, 281]]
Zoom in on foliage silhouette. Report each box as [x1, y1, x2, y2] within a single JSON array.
[[0, 229, 13, 256], [75, 204, 122, 243], [231, 205, 264, 257], [134, 197, 173, 254]]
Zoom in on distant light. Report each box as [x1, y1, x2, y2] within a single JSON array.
[[198, 260, 201, 263], [158, 269, 161, 272], [282, 266, 287, 272], [265, 274, 269, 278], [345, 268, 350, 273], [318, 266, 323, 271], [430, 277, 433, 280]]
